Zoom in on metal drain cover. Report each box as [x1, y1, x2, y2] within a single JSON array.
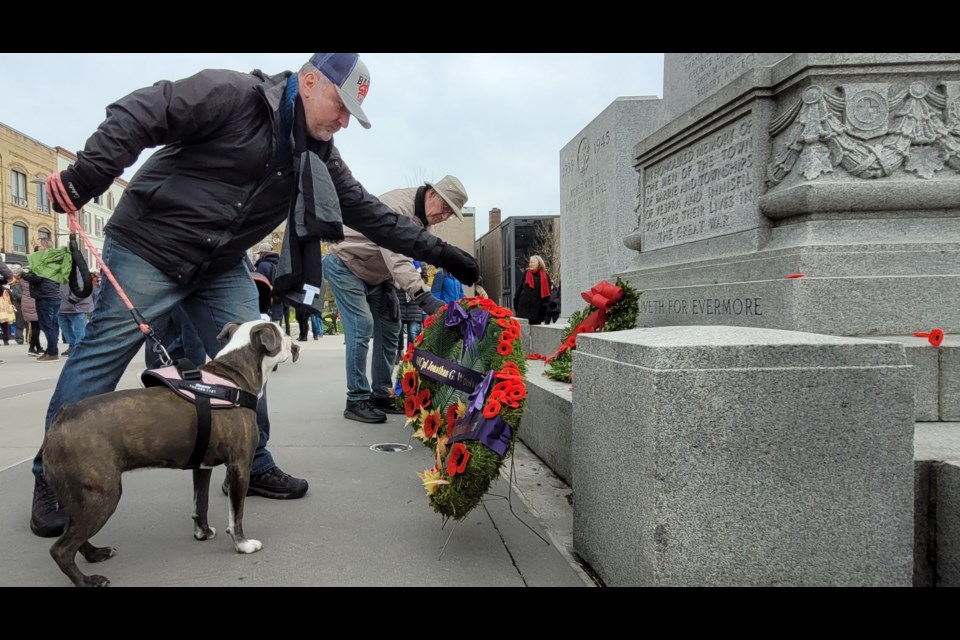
[[370, 443, 413, 453]]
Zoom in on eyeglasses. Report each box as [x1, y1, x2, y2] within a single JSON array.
[[433, 192, 453, 216]]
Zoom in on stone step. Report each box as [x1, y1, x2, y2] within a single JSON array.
[[526, 325, 960, 423]]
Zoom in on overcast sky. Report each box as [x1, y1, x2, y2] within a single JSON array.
[[0, 53, 664, 237]]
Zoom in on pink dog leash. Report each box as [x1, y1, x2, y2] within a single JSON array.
[[46, 173, 173, 366]]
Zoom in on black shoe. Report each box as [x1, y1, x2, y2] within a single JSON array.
[[27, 347, 42, 357], [250, 467, 308, 499], [31, 475, 67, 537], [344, 400, 387, 424], [370, 395, 404, 415], [222, 467, 309, 500]]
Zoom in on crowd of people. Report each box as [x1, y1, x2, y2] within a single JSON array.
[[0, 254, 99, 365]]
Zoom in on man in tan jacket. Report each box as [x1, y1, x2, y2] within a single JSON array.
[[323, 175, 469, 423]]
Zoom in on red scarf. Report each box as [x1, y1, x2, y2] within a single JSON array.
[[525, 269, 550, 298]]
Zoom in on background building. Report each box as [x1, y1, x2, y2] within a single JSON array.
[[427, 205, 477, 295], [476, 209, 560, 310], [0, 123, 56, 266]]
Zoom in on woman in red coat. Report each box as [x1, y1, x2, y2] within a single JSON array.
[[513, 255, 553, 325]]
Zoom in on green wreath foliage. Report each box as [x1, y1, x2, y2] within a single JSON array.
[[398, 297, 528, 521], [545, 278, 640, 383]]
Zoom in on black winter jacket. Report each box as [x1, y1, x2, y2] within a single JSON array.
[[514, 270, 551, 323], [68, 68, 449, 285]]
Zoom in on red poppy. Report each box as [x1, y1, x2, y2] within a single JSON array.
[[401, 371, 419, 395], [414, 334, 424, 346], [423, 315, 435, 328], [497, 340, 512, 355], [490, 308, 510, 318], [423, 411, 441, 439], [416, 389, 432, 411], [492, 381, 511, 395], [446, 443, 470, 477], [494, 369, 521, 383], [508, 385, 527, 401], [404, 396, 419, 417], [501, 361, 520, 376], [483, 399, 502, 419], [446, 404, 459, 430]]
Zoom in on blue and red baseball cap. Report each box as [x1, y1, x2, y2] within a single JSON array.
[[310, 53, 372, 129]]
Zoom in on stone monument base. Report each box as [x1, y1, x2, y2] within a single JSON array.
[[571, 325, 915, 586]]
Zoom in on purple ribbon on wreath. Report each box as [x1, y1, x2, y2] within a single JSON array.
[[444, 302, 490, 354], [448, 370, 514, 457]]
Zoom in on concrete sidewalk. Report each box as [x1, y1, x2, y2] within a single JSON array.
[[0, 336, 595, 587]]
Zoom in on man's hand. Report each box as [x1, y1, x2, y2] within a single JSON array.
[[414, 291, 446, 316], [46, 169, 92, 214], [381, 286, 401, 322], [436, 244, 479, 285]]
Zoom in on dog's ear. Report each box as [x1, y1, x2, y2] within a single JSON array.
[[217, 321, 245, 344], [253, 323, 282, 358]]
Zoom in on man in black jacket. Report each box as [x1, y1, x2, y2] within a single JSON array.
[[33, 52, 479, 538]]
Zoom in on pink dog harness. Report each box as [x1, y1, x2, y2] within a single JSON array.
[[141, 360, 259, 469]]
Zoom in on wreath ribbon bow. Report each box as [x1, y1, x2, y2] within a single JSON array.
[[580, 280, 624, 323], [545, 280, 623, 362], [445, 303, 490, 352]]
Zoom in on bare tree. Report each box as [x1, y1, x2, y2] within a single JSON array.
[[405, 168, 434, 188], [531, 219, 561, 286]]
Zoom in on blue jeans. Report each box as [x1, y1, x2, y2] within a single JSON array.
[[311, 314, 323, 338], [58, 312, 87, 348], [406, 321, 422, 345], [144, 304, 207, 369], [322, 253, 401, 402], [34, 236, 277, 478], [34, 297, 61, 356]]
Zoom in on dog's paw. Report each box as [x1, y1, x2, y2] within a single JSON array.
[[236, 539, 263, 554], [84, 575, 111, 587], [193, 525, 217, 541], [80, 543, 116, 564]]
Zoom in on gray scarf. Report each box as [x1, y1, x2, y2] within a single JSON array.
[[272, 96, 343, 314]]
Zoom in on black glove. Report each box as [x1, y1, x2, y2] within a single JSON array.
[[435, 244, 479, 286], [380, 286, 401, 322], [47, 168, 92, 214], [414, 291, 446, 316]]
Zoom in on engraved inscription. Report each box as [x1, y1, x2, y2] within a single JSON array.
[[641, 118, 756, 249], [639, 297, 763, 316], [565, 131, 612, 208], [562, 128, 616, 296], [682, 53, 758, 99]]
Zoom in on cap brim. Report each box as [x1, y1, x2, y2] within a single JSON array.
[[336, 87, 371, 129]]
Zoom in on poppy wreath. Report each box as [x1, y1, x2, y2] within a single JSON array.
[[537, 277, 639, 383], [396, 296, 527, 521]]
